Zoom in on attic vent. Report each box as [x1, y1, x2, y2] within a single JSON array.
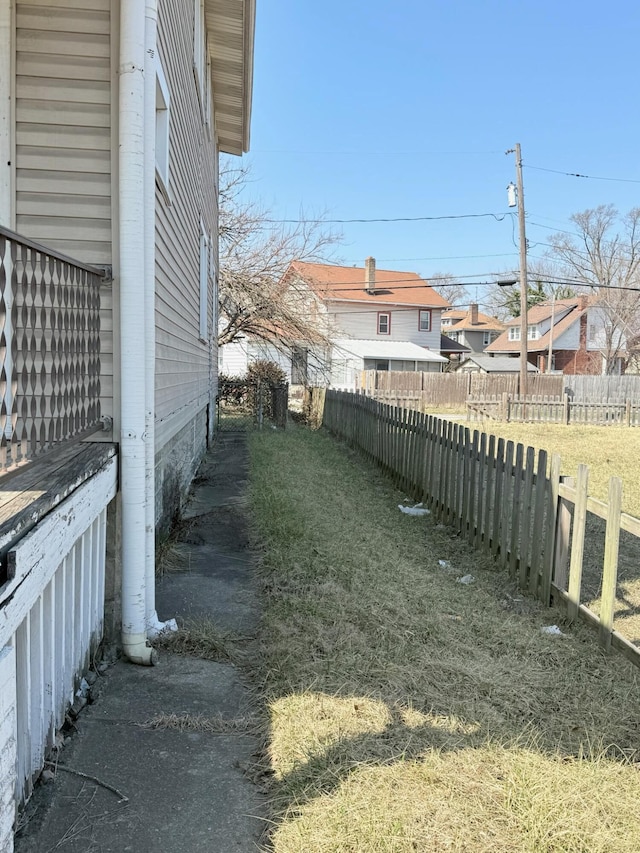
[[365, 256, 376, 294]]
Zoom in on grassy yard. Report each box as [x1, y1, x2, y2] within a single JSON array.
[[249, 426, 640, 853], [471, 421, 640, 518]]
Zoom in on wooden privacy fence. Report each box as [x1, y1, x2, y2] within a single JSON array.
[[359, 370, 566, 405], [467, 394, 640, 426], [322, 390, 640, 667]]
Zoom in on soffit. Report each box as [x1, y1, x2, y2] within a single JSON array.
[[206, 0, 255, 155]]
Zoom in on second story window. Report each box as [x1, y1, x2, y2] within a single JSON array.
[[155, 61, 170, 195], [508, 326, 520, 341], [418, 309, 431, 332], [377, 312, 390, 335], [483, 331, 492, 346]]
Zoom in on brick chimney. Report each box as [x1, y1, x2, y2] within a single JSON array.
[[365, 256, 376, 294], [469, 303, 479, 325], [578, 295, 589, 311]]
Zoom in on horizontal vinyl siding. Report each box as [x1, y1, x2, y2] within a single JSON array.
[[14, 0, 114, 422], [15, 0, 112, 264], [331, 303, 442, 351], [155, 0, 218, 445]]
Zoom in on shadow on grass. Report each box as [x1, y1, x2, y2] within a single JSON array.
[[249, 425, 640, 851]]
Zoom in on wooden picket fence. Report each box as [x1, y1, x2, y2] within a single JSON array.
[[467, 394, 640, 426], [322, 389, 640, 667]]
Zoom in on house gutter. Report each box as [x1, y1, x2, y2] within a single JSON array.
[[119, 0, 156, 665]]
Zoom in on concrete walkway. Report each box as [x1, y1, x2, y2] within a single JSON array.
[[15, 432, 266, 853]]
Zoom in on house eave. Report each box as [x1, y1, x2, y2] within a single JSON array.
[[206, 0, 255, 155]]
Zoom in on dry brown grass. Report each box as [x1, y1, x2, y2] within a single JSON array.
[[249, 426, 640, 853], [151, 617, 236, 661], [140, 712, 259, 734], [472, 421, 640, 517]]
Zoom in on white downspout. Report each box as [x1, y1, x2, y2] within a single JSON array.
[[119, 0, 155, 665], [144, 0, 176, 638]]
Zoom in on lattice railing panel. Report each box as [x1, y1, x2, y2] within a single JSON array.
[[0, 226, 104, 470]]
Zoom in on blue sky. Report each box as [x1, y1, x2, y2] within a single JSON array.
[[239, 0, 640, 307]]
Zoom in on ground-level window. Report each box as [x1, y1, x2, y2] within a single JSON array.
[[377, 312, 390, 335], [418, 309, 431, 332], [376, 360, 389, 371]]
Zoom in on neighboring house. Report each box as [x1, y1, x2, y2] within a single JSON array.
[[439, 333, 471, 365], [219, 335, 330, 386], [455, 355, 538, 374], [441, 304, 504, 356], [485, 297, 626, 375], [229, 257, 449, 388], [0, 1, 255, 844]]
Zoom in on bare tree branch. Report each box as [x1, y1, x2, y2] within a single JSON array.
[[548, 205, 640, 373], [218, 158, 343, 353]]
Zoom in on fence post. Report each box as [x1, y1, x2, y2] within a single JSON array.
[[600, 477, 623, 651], [567, 464, 589, 623], [541, 454, 562, 605], [626, 399, 631, 427], [563, 393, 570, 425], [553, 477, 573, 593]]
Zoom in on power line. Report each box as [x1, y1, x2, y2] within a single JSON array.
[[262, 212, 513, 225], [342, 252, 517, 263], [526, 164, 640, 184]]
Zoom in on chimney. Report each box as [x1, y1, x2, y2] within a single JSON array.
[[578, 295, 589, 311], [469, 303, 479, 325], [365, 256, 376, 294]]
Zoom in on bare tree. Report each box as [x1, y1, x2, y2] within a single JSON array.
[[484, 260, 576, 320], [548, 205, 640, 373], [428, 272, 468, 307], [218, 159, 342, 351]]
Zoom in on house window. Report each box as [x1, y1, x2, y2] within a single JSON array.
[[527, 325, 540, 340], [209, 239, 217, 331], [377, 312, 390, 335], [376, 360, 389, 371], [418, 309, 431, 332], [155, 61, 170, 193], [199, 223, 209, 341], [483, 331, 492, 347], [193, 0, 206, 107], [508, 326, 520, 341]]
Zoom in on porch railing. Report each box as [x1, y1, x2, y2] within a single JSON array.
[[0, 225, 106, 471]]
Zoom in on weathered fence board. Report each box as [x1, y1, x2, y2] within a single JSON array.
[[322, 390, 640, 669]]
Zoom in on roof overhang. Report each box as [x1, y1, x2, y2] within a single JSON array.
[[333, 339, 448, 363], [206, 0, 256, 155]]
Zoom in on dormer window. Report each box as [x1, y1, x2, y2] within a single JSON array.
[[508, 326, 520, 341], [527, 325, 540, 340]]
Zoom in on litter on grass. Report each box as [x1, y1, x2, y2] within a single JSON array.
[[456, 574, 476, 585], [398, 503, 430, 516], [540, 625, 568, 637], [438, 560, 452, 569]]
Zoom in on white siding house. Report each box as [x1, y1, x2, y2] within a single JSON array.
[[219, 257, 450, 388], [0, 1, 255, 845]]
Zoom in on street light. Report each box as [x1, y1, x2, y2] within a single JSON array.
[[497, 277, 529, 396]]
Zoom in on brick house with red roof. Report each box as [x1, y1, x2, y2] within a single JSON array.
[[485, 297, 627, 374]]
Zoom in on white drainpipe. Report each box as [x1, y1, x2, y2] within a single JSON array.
[[144, 0, 176, 638], [119, 0, 156, 665]]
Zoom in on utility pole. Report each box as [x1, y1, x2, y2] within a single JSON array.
[[506, 143, 529, 397]]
